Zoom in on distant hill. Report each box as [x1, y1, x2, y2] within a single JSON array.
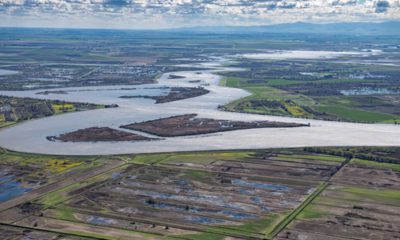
[[2, 21, 399, 36], [175, 21, 400, 36]]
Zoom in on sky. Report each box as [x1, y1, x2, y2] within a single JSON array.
[[0, 0, 399, 29]]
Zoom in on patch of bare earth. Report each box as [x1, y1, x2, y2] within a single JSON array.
[[120, 87, 210, 103], [121, 113, 308, 137], [47, 127, 154, 142]]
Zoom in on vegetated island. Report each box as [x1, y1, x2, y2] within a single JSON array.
[[120, 87, 209, 103], [0, 95, 107, 128], [121, 113, 309, 137], [47, 127, 155, 142], [36, 90, 68, 95]]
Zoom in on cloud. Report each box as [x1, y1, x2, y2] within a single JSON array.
[[0, 0, 399, 28], [375, 0, 390, 12], [104, 0, 130, 7]]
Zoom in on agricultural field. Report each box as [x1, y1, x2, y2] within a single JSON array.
[[220, 52, 400, 123], [1, 28, 400, 124], [0, 147, 399, 239], [0, 27, 399, 239], [0, 96, 103, 128], [0, 224, 93, 240], [0, 29, 211, 90], [0, 150, 88, 205], [277, 152, 400, 240]]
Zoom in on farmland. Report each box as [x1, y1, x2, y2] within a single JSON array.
[[1, 28, 400, 124], [277, 155, 400, 240], [219, 51, 400, 123], [0, 147, 398, 239], [0, 27, 399, 240]]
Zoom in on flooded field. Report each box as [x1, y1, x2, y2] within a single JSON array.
[[240, 50, 368, 60], [13, 149, 346, 239], [277, 157, 400, 240], [341, 87, 400, 95], [0, 173, 32, 202], [0, 150, 85, 204], [0, 147, 399, 240]]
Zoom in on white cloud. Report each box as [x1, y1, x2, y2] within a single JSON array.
[[0, 0, 399, 28]]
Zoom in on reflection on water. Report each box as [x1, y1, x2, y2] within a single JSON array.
[[341, 88, 400, 96]]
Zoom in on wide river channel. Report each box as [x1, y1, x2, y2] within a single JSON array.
[[0, 52, 399, 155]]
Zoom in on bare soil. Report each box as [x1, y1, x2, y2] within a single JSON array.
[[277, 160, 400, 240], [120, 87, 210, 103], [48, 127, 154, 142], [121, 114, 308, 137]]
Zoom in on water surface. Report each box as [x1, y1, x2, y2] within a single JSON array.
[[0, 52, 399, 155]]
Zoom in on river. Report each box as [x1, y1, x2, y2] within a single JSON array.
[[0, 53, 399, 155]]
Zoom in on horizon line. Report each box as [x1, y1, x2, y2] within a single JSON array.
[[0, 20, 399, 32]]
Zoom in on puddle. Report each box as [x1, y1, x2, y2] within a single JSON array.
[[87, 215, 117, 225], [232, 179, 291, 191], [144, 200, 256, 220], [116, 187, 256, 212], [0, 174, 32, 202], [112, 172, 122, 179], [221, 210, 256, 220], [250, 196, 262, 204], [185, 215, 225, 224]]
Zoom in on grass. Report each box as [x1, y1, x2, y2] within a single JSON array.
[[340, 186, 400, 205], [274, 153, 345, 163], [39, 163, 123, 206], [175, 232, 224, 240], [53, 205, 77, 221], [297, 203, 329, 219], [0, 121, 16, 128], [46, 159, 82, 173], [316, 105, 397, 122], [52, 103, 76, 114], [320, 185, 400, 207], [267, 182, 329, 239], [0, 151, 87, 188], [222, 84, 316, 118], [352, 158, 400, 172], [131, 151, 254, 165], [184, 169, 212, 181], [39, 182, 80, 206], [185, 216, 281, 240], [220, 67, 400, 123]]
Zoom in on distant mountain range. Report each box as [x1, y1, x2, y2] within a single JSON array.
[[175, 21, 400, 35], [2, 21, 399, 36]]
